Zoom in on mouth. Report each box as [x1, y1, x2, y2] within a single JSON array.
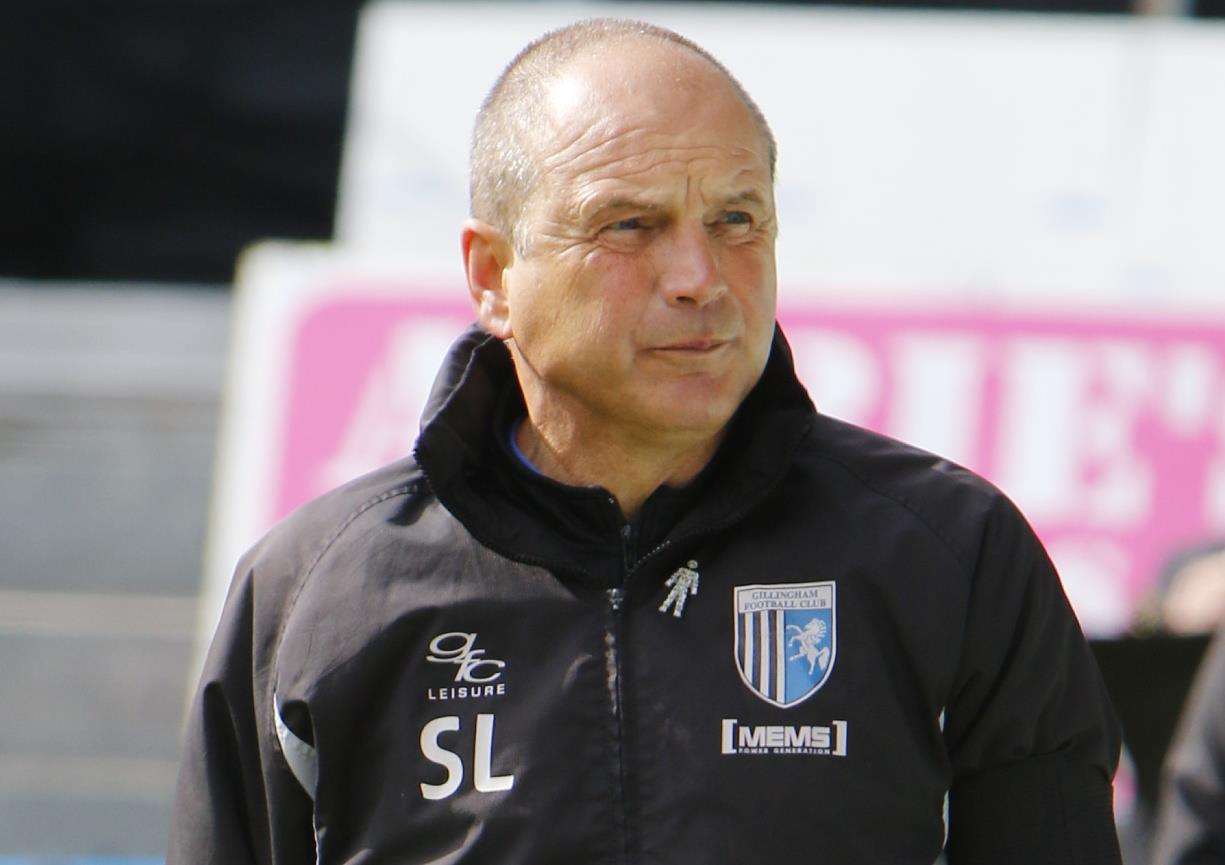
[[650, 338, 730, 353]]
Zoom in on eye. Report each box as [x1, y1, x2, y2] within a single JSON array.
[[605, 217, 647, 232], [712, 210, 755, 238]]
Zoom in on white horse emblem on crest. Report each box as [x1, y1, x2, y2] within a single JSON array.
[[787, 618, 830, 676]]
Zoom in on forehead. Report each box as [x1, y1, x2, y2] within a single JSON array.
[[532, 42, 771, 215]]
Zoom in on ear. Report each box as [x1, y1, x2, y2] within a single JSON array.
[[461, 218, 514, 340]]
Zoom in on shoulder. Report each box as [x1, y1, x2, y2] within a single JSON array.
[[230, 456, 429, 629], [794, 412, 1029, 573], [197, 457, 431, 706], [247, 455, 426, 573]]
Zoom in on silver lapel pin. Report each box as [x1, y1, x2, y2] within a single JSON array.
[[659, 560, 700, 619]]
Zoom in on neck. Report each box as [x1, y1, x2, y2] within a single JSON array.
[[513, 399, 724, 521]]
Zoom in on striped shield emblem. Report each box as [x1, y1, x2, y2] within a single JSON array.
[[733, 582, 836, 708]]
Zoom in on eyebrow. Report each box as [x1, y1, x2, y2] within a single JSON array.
[[723, 190, 767, 208], [580, 189, 768, 222], [580, 196, 667, 223]]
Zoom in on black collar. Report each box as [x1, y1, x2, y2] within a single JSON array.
[[413, 324, 815, 588]]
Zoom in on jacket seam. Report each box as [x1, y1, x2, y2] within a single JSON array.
[[809, 447, 987, 735], [809, 449, 977, 580], [271, 480, 424, 676]]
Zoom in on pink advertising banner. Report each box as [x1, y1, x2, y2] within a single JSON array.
[[272, 286, 1225, 637]]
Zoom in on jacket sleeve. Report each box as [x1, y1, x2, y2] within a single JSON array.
[[944, 495, 1123, 865], [166, 549, 316, 865], [1152, 625, 1225, 865]]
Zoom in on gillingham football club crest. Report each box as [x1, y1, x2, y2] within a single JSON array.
[[733, 582, 836, 708]]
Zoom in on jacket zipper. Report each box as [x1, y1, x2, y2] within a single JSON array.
[[619, 427, 811, 593], [604, 520, 635, 865]]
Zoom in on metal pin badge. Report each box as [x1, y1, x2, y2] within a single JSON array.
[[659, 560, 700, 619]]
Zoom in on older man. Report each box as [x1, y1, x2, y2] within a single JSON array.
[[169, 19, 1122, 864]]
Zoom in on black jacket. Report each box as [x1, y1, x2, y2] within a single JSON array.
[[169, 324, 1122, 864]]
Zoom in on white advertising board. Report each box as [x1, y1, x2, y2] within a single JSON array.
[[338, 2, 1225, 309]]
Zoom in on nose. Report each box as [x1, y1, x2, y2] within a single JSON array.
[[656, 221, 725, 309]]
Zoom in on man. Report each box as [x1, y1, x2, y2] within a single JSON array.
[[169, 19, 1123, 864], [1153, 622, 1225, 863]]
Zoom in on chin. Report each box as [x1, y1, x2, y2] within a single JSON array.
[[640, 384, 743, 436]]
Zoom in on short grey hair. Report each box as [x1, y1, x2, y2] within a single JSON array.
[[469, 18, 777, 253]]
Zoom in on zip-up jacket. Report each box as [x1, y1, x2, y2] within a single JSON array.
[[169, 324, 1123, 864]]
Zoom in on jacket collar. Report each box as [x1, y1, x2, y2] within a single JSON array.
[[413, 324, 815, 587]]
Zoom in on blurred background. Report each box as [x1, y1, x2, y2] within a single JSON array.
[[3, 1, 1224, 862]]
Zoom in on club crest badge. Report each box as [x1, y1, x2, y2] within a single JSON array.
[[733, 581, 836, 708]]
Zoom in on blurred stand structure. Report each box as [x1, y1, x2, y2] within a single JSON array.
[[0, 286, 228, 856], [4, 1, 1225, 863], [2, 1, 359, 283], [2, 2, 355, 850]]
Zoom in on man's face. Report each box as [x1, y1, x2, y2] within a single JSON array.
[[501, 42, 778, 442]]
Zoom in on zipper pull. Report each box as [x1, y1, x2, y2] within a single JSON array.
[[619, 522, 637, 575], [658, 560, 700, 619]]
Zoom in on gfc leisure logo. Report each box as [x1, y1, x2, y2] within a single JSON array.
[[425, 631, 507, 701]]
